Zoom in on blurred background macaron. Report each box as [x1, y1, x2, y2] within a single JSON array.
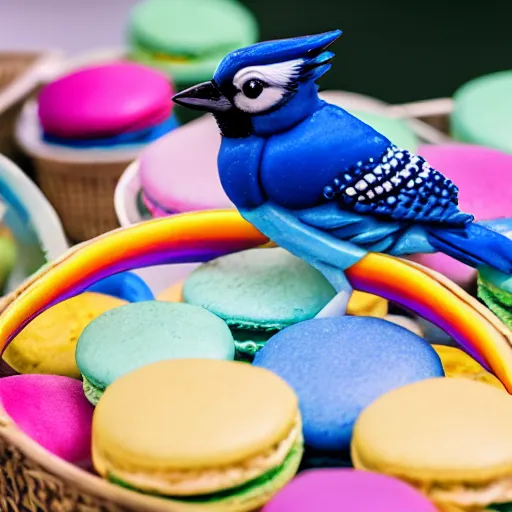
[[352, 378, 512, 511], [432, 345, 505, 391], [0, 374, 93, 466], [92, 359, 302, 509], [76, 301, 235, 404], [412, 143, 512, 288], [451, 71, 512, 153], [182, 247, 388, 360], [138, 114, 233, 218], [127, 0, 258, 87], [262, 469, 438, 512], [3, 292, 127, 379], [16, 62, 178, 241], [254, 316, 444, 453]]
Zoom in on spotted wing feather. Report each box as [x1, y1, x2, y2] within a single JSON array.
[[323, 145, 473, 226]]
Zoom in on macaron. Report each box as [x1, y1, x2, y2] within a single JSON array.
[[76, 301, 235, 404], [3, 292, 127, 378], [451, 71, 512, 153], [352, 378, 512, 511], [182, 247, 388, 360], [262, 469, 438, 512], [86, 271, 154, 302], [161, 276, 387, 317], [37, 62, 177, 148], [128, 0, 258, 85], [0, 374, 93, 465], [432, 344, 505, 390], [92, 359, 303, 509], [412, 143, 512, 287], [253, 316, 444, 451], [139, 114, 233, 217]]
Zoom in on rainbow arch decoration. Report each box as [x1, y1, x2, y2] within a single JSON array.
[[1, 210, 512, 392]]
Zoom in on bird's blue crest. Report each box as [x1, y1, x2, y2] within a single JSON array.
[[213, 30, 342, 87]]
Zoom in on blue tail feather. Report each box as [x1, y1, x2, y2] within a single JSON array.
[[426, 223, 512, 274]]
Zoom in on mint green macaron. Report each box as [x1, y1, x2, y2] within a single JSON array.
[[350, 110, 419, 152], [182, 248, 336, 360], [76, 301, 234, 404], [127, 0, 258, 85], [451, 71, 512, 153]]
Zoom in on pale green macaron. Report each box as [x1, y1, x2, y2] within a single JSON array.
[[76, 301, 234, 404], [127, 0, 258, 85], [182, 248, 337, 360], [451, 70, 512, 153]]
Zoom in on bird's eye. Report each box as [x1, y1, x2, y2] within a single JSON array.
[[242, 79, 266, 99]]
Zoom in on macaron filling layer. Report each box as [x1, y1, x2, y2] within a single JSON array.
[[478, 278, 512, 329], [109, 436, 303, 504], [82, 375, 104, 406], [43, 115, 178, 149], [96, 414, 302, 497]]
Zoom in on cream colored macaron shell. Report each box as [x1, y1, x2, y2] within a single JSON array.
[[93, 359, 302, 501]]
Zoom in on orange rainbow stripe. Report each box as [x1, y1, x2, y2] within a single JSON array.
[[1, 210, 511, 392]]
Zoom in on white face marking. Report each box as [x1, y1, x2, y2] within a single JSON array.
[[232, 59, 303, 114]]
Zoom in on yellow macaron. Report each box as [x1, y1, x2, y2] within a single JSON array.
[[433, 345, 505, 391], [3, 292, 126, 378], [93, 359, 303, 510], [352, 378, 512, 511]]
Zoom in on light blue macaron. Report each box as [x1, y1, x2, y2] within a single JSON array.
[[254, 316, 444, 452], [76, 301, 234, 404]]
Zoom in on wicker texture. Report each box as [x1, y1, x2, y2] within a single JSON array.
[[0, 54, 41, 162], [0, 437, 125, 512], [33, 157, 130, 242]]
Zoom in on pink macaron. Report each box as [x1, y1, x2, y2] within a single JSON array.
[[139, 114, 233, 216], [0, 374, 94, 466], [262, 469, 437, 512], [38, 62, 174, 139], [414, 143, 512, 287]]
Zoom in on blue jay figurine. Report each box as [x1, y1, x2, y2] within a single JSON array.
[[173, 30, 512, 316]]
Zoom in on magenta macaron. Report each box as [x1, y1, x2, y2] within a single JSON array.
[[139, 114, 233, 217], [413, 143, 512, 287], [37, 62, 177, 147], [262, 469, 438, 512], [0, 374, 94, 466]]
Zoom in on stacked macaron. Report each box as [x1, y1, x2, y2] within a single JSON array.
[[37, 63, 178, 149], [128, 0, 258, 87], [138, 114, 233, 217]]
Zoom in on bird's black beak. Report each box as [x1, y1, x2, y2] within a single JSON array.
[[172, 81, 232, 113]]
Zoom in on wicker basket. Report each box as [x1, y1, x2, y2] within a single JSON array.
[[0, 51, 62, 165], [15, 101, 145, 243]]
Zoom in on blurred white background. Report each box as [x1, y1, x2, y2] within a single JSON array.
[[0, 0, 138, 55]]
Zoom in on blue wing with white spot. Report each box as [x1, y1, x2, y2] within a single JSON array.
[[322, 145, 473, 226]]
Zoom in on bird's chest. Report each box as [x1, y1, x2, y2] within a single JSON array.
[[218, 136, 267, 208]]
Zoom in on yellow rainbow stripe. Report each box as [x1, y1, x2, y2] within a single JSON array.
[[1, 210, 511, 392]]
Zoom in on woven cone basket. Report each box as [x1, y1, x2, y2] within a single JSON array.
[[0, 213, 509, 512]]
